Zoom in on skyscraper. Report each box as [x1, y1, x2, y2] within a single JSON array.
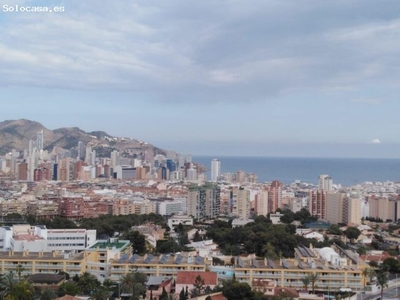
[[268, 181, 282, 213], [211, 159, 221, 182], [318, 174, 333, 191], [77, 141, 85, 160], [36, 130, 44, 151], [231, 187, 251, 219], [187, 183, 220, 220]]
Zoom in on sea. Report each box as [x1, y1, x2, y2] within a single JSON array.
[[193, 156, 400, 187]]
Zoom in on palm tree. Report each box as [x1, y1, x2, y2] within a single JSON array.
[[361, 268, 372, 289], [308, 273, 320, 293], [89, 286, 110, 300], [8, 279, 35, 300], [0, 272, 16, 299], [16, 264, 25, 281], [40, 288, 57, 300], [77, 272, 101, 295], [376, 271, 388, 300], [300, 275, 311, 290], [120, 271, 147, 300]]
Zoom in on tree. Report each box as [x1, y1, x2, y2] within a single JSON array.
[[9, 280, 36, 300], [344, 227, 361, 242], [122, 230, 147, 254], [0, 272, 16, 300], [262, 242, 279, 260], [179, 287, 187, 300], [222, 280, 254, 300], [193, 230, 203, 242], [381, 257, 400, 272], [308, 273, 320, 293], [301, 276, 311, 290], [160, 287, 168, 300], [191, 275, 205, 296], [120, 271, 147, 300], [57, 281, 81, 297], [89, 286, 110, 300], [376, 270, 388, 300], [77, 272, 101, 295], [328, 224, 343, 235], [361, 268, 371, 289], [41, 288, 57, 300], [16, 264, 25, 281]]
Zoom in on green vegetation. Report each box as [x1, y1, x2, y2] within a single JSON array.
[[278, 208, 318, 225], [206, 216, 309, 257]]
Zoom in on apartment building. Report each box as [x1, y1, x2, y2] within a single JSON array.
[[109, 253, 207, 282], [0, 225, 96, 252], [230, 187, 250, 219], [187, 183, 220, 220], [309, 191, 326, 219], [234, 245, 366, 292], [0, 199, 28, 216], [28, 200, 59, 219], [0, 250, 96, 278]]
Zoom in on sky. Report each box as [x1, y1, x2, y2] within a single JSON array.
[[0, 0, 399, 158]]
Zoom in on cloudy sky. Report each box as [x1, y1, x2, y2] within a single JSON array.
[[0, 0, 399, 158]]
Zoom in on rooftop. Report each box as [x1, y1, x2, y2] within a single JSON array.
[[89, 239, 130, 251]]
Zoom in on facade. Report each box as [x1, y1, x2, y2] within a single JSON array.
[[318, 174, 333, 191], [309, 190, 326, 219], [255, 190, 268, 216], [0, 250, 96, 278], [0, 225, 96, 252], [187, 183, 220, 220], [325, 192, 345, 224], [58, 196, 85, 220], [235, 245, 366, 291], [268, 181, 282, 213], [167, 215, 193, 230], [157, 200, 184, 216], [28, 200, 60, 219], [36, 130, 44, 152], [0, 199, 28, 217], [109, 253, 207, 282], [0, 240, 367, 292], [210, 159, 221, 182], [230, 187, 250, 219], [368, 196, 400, 222]]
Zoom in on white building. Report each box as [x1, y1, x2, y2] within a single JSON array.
[[0, 225, 96, 252], [211, 159, 221, 182], [167, 215, 193, 230], [319, 174, 333, 191], [157, 200, 184, 216]]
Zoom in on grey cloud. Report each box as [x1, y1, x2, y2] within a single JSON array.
[[0, 0, 400, 101]]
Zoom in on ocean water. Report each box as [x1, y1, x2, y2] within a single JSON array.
[[193, 156, 400, 187]]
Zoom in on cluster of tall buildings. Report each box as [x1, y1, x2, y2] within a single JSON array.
[[0, 130, 202, 183]]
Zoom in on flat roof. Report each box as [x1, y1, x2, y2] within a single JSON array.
[[89, 241, 129, 250]]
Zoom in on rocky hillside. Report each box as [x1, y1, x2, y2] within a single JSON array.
[[0, 119, 169, 158]]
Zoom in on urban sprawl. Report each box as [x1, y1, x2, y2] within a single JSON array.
[[0, 130, 399, 300]]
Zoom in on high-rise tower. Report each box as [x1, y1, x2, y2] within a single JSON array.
[[211, 159, 221, 182], [36, 130, 44, 151], [318, 174, 333, 191]]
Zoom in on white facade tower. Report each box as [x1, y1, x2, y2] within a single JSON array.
[[211, 159, 221, 182]]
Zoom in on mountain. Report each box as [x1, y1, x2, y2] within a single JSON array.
[[0, 119, 170, 158]]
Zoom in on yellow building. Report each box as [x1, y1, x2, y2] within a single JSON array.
[[0, 250, 96, 278], [234, 245, 367, 291], [109, 253, 206, 282]]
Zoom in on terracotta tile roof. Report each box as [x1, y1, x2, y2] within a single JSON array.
[[274, 287, 299, 298], [29, 273, 65, 284], [54, 295, 82, 300], [176, 271, 218, 285], [210, 293, 227, 300]]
